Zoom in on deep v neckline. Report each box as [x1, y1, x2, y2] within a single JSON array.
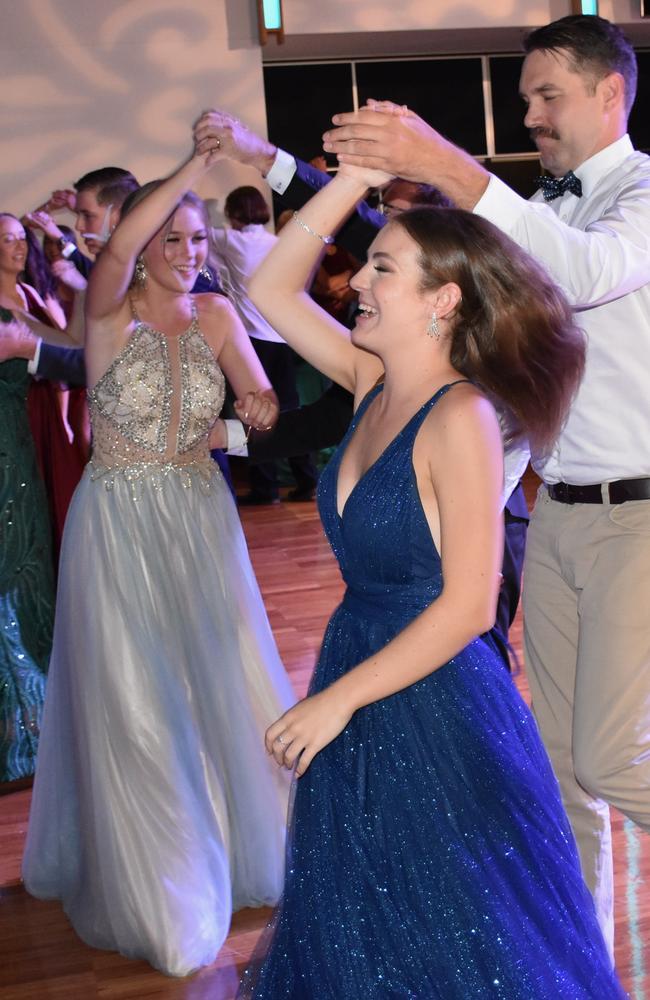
[[335, 380, 471, 521]]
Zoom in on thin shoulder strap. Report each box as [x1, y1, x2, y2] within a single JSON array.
[[408, 378, 474, 433], [443, 378, 473, 393], [352, 381, 384, 422]]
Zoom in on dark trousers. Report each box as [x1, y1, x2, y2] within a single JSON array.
[[482, 482, 529, 671], [248, 339, 318, 500]]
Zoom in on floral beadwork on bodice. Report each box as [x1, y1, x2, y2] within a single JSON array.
[[87, 302, 225, 479]]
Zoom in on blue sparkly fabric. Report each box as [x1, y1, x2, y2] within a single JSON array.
[[239, 383, 625, 999]]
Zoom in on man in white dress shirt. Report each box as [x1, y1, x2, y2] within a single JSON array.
[[323, 14, 650, 953]]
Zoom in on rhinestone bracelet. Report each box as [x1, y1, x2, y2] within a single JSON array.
[[292, 212, 334, 245]]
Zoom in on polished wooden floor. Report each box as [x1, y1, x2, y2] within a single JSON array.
[[1, 479, 648, 999]]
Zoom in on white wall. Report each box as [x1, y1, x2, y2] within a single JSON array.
[[283, 0, 554, 33], [281, 0, 648, 33], [0, 0, 269, 216], [1, 0, 646, 214]]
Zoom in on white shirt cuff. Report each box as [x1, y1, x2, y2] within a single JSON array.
[[27, 337, 43, 374], [61, 242, 77, 259], [265, 148, 297, 194], [224, 418, 249, 456]]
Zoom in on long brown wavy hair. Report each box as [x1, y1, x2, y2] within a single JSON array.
[[392, 207, 586, 452]]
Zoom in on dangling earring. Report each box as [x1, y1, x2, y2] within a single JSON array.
[[426, 311, 440, 340], [199, 264, 212, 282], [134, 254, 147, 288]]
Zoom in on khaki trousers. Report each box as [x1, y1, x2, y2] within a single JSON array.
[[523, 487, 650, 956]]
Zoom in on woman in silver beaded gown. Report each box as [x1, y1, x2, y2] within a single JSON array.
[[22, 147, 294, 977]]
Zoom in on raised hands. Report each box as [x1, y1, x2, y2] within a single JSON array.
[[323, 99, 489, 209], [46, 189, 77, 212], [193, 109, 277, 175], [23, 209, 64, 241]]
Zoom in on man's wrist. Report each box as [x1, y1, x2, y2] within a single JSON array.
[[253, 141, 279, 177], [223, 418, 249, 456], [265, 148, 297, 194], [60, 240, 77, 259]]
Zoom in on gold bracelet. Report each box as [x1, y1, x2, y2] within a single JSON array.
[[292, 212, 334, 245]]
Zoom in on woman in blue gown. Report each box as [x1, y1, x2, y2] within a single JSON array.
[[193, 133, 623, 996]]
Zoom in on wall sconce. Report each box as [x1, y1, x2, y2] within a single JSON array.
[[258, 0, 285, 44]]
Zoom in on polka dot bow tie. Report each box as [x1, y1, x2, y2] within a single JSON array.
[[535, 170, 583, 202]]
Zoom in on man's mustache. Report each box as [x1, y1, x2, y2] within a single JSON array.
[[529, 127, 560, 141]]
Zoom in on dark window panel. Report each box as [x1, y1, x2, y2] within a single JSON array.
[[628, 51, 650, 152], [484, 157, 541, 199], [355, 59, 486, 156], [489, 55, 535, 156], [263, 63, 353, 165]]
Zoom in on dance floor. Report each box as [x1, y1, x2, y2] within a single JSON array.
[[1, 476, 648, 999]]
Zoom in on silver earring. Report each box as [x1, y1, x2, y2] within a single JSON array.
[[426, 311, 440, 340], [199, 264, 212, 281], [134, 254, 147, 288]]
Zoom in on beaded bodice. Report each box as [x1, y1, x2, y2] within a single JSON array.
[[87, 301, 225, 478]]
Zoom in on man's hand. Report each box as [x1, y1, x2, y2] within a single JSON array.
[[193, 110, 277, 176], [0, 320, 38, 362], [323, 100, 490, 210], [51, 259, 88, 292], [42, 189, 77, 213]]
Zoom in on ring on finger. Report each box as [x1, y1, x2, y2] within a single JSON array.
[[276, 734, 287, 746]]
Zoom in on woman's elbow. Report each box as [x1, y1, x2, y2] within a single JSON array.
[[451, 587, 499, 639], [247, 270, 266, 310]]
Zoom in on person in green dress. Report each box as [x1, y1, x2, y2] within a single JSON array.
[[0, 213, 55, 785]]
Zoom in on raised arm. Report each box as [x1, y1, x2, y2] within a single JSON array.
[[232, 171, 385, 396], [192, 110, 384, 262], [325, 103, 650, 306], [474, 171, 650, 307], [86, 152, 216, 323]]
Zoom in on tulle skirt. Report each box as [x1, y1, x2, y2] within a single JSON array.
[[23, 462, 294, 976], [239, 593, 625, 999]]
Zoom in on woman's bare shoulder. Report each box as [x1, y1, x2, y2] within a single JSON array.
[[420, 381, 500, 451]]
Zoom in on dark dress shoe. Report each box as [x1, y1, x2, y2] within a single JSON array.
[[287, 487, 316, 502], [238, 493, 280, 506]]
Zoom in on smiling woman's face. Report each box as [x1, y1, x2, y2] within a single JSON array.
[[141, 205, 209, 294], [0, 216, 28, 277]]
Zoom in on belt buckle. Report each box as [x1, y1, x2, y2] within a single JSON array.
[[554, 482, 573, 504]]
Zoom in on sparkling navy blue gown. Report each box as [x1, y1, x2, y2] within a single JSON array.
[[239, 383, 625, 999]]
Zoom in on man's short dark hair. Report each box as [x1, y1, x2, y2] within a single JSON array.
[[224, 185, 270, 226], [384, 179, 453, 210], [74, 167, 139, 208], [524, 15, 637, 116]]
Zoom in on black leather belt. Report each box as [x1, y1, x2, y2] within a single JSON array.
[[547, 478, 650, 504]]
